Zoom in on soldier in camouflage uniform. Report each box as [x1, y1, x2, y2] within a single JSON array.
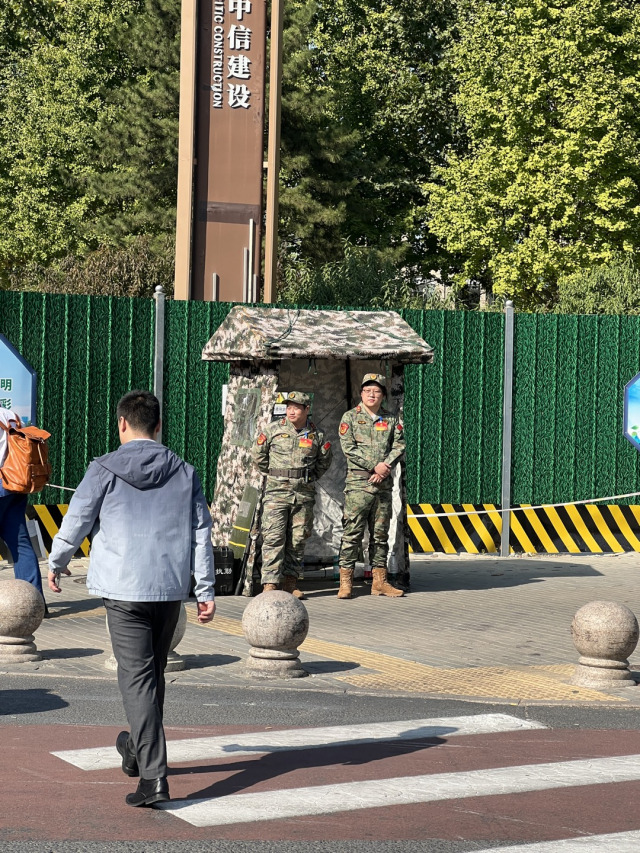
[[337, 373, 405, 599], [252, 392, 332, 598]]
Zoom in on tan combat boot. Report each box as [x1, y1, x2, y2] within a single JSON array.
[[337, 569, 354, 599], [371, 568, 404, 597], [262, 583, 278, 592], [282, 576, 305, 600]]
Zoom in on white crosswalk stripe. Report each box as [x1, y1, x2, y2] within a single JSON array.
[[51, 712, 545, 771], [51, 712, 640, 845], [157, 753, 640, 827], [474, 832, 640, 852]]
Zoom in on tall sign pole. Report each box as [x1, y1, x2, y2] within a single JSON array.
[[262, 0, 283, 303], [174, 0, 198, 300], [175, 0, 267, 302]]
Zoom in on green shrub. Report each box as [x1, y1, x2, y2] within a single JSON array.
[[557, 255, 640, 315]]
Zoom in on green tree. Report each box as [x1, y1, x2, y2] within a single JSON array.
[[86, 0, 181, 245], [0, 0, 135, 272], [557, 255, 640, 315], [6, 235, 175, 298], [427, 0, 640, 308], [277, 241, 450, 309], [278, 0, 361, 264], [279, 0, 458, 274]]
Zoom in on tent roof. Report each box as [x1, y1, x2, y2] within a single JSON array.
[[202, 307, 434, 364]]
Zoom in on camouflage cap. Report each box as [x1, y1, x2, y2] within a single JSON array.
[[283, 391, 311, 406], [360, 373, 387, 392]]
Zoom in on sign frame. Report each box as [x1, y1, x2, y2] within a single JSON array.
[[0, 334, 37, 426], [623, 370, 640, 450]]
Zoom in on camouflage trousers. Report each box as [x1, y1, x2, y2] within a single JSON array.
[[260, 492, 315, 584], [339, 488, 393, 570]]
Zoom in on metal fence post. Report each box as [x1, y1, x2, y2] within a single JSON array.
[[153, 285, 165, 443], [501, 299, 514, 557]]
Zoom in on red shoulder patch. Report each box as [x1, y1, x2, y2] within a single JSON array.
[[396, 423, 403, 431], [339, 423, 349, 436], [323, 441, 331, 450], [257, 433, 267, 445]]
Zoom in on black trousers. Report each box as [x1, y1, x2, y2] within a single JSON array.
[[104, 599, 181, 779]]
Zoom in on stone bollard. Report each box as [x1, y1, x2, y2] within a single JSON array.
[[0, 578, 45, 663], [104, 603, 187, 672], [242, 589, 309, 678], [571, 600, 639, 688]]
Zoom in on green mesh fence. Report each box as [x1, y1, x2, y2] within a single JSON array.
[[2, 290, 640, 507], [0, 291, 154, 505], [163, 299, 230, 500], [511, 313, 640, 506], [401, 309, 504, 505]]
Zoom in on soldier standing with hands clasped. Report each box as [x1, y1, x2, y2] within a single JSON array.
[[337, 373, 405, 599], [252, 392, 332, 598]]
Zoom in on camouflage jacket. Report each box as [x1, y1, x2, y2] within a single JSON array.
[[339, 404, 405, 490], [251, 418, 332, 496]]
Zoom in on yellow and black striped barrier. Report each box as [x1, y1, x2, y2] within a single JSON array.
[[28, 501, 640, 558], [408, 503, 640, 554], [29, 504, 90, 558]]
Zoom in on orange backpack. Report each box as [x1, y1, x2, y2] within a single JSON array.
[[0, 416, 52, 493]]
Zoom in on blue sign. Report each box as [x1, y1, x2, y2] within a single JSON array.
[[0, 334, 37, 426]]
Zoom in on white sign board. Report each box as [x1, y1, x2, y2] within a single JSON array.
[[0, 334, 37, 425]]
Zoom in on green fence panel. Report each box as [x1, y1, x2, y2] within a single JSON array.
[[5, 288, 640, 509], [402, 309, 503, 505], [511, 313, 640, 506], [163, 299, 231, 501]]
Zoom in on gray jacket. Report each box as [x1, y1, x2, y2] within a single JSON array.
[[49, 440, 215, 602]]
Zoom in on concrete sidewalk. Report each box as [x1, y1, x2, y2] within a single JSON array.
[[3, 551, 640, 705]]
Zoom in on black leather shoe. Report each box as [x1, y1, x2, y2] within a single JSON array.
[[116, 731, 139, 777], [125, 777, 169, 807]]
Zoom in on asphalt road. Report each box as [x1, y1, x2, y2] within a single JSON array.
[[3, 675, 640, 852], [3, 673, 640, 730]]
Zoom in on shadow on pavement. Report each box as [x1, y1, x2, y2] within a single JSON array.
[[44, 598, 106, 617], [175, 730, 450, 799], [302, 586, 375, 600], [303, 660, 359, 675], [43, 648, 103, 660], [408, 559, 603, 592], [180, 654, 241, 670], [0, 688, 68, 715]]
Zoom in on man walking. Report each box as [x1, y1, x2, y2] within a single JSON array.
[[252, 392, 332, 597], [48, 390, 215, 807], [337, 373, 405, 599]]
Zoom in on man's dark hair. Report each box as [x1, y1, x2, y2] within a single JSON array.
[[116, 390, 160, 436]]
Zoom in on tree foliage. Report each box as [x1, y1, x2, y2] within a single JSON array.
[[0, 0, 135, 271], [277, 242, 450, 309], [4, 0, 640, 309], [557, 255, 640, 315], [427, 0, 640, 307], [279, 0, 458, 274], [86, 0, 181, 244], [5, 235, 175, 298]]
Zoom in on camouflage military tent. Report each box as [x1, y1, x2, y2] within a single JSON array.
[[202, 306, 433, 591]]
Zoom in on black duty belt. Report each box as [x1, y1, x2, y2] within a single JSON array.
[[349, 470, 373, 479], [269, 468, 315, 481]]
